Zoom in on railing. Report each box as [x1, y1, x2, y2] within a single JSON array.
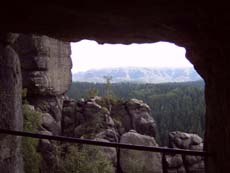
[[0, 128, 212, 173]]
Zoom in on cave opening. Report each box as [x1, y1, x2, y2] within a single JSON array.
[[69, 40, 205, 146], [0, 33, 207, 172]]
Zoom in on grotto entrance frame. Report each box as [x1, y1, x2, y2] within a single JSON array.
[[0, 128, 212, 173]]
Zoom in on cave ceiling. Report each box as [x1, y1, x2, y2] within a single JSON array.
[[1, 1, 228, 45], [1, 1, 230, 74]]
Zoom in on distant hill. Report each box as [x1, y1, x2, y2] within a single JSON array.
[[72, 67, 202, 83]]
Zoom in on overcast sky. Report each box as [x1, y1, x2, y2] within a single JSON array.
[[71, 40, 192, 73]]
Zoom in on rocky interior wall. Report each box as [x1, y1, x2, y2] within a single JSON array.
[[13, 34, 72, 135], [186, 46, 230, 173], [204, 62, 230, 173], [13, 34, 72, 96], [12, 34, 72, 172], [0, 33, 23, 173]]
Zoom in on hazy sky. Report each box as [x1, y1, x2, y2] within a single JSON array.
[[71, 40, 192, 73]]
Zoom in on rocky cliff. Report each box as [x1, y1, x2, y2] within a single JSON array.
[[62, 96, 162, 172], [62, 96, 205, 173], [14, 34, 72, 172], [13, 34, 72, 96], [0, 33, 72, 173]]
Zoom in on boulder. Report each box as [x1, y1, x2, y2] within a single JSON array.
[[111, 99, 156, 137], [126, 99, 156, 137], [110, 102, 132, 133], [167, 131, 204, 172], [166, 154, 183, 168], [169, 131, 203, 150], [120, 131, 162, 173], [95, 129, 119, 142], [63, 98, 116, 139], [41, 113, 60, 135], [32, 96, 64, 120], [94, 138, 117, 166]]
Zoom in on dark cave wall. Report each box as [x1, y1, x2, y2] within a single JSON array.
[[186, 46, 230, 173], [203, 54, 230, 173], [0, 33, 23, 173]]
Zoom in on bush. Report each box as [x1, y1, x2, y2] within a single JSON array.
[[22, 103, 113, 173], [22, 104, 41, 173], [54, 144, 114, 173]]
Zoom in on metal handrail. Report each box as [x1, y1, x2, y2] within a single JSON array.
[[0, 128, 212, 173]]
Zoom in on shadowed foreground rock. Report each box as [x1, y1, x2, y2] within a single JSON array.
[[0, 33, 23, 173], [120, 130, 162, 173], [167, 131, 204, 173], [12, 34, 72, 173]]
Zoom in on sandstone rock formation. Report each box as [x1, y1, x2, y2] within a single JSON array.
[[62, 96, 161, 173], [120, 130, 162, 173], [11, 34, 72, 173], [54, 95, 206, 173], [13, 34, 72, 96], [0, 33, 23, 173], [166, 131, 204, 173], [62, 97, 156, 140], [12, 33, 72, 138], [111, 98, 156, 137], [29, 96, 64, 135], [62, 97, 118, 141]]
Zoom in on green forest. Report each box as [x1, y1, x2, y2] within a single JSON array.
[[67, 80, 205, 145]]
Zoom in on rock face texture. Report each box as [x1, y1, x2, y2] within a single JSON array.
[[62, 97, 156, 140], [62, 96, 206, 173], [29, 96, 64, 135], [13, 34, 72, 96], [62, 98, 116, 139], [11, 34, 72, 173], [12, 34, 72, 137], [120, 130, 162, 173], [111, 98, 156, 137], [167, 131, 204, 173], [62, 96, 161, 172], [0, 33, 23, 173]]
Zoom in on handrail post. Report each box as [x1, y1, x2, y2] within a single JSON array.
[[182, 154, 190, 173], [162, 153, 168, 173], [116, 147, 121, 173]]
